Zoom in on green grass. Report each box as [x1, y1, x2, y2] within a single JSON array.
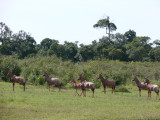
[[0, 82, 160, 120]]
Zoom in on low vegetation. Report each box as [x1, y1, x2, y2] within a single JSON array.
[[0, 82, 160, 120], [1, 56, 160, 119], [1, 55, 160, 87]]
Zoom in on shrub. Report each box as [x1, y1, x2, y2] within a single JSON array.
[[93, 78, 101, 88], [35, 75, 45, 85], [0, 56, 21, 81], [115, 86, 131, 93], [3, 55, 159, 87], [112, 72, 127, 86]]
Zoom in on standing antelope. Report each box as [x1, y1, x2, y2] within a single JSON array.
[[70, 78, 81, 96], [132, 76, 147, 97], [43, 72, 61, 91], [98, 73, 115, 94], [78, 74, 95, 97], [144, 78, 159, 100], [7, 71, 26, 91]]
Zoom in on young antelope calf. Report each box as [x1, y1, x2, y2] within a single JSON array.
[[144, 78, 159, 100], [70, 78, 81, 96], [43, 72, 61, 91], [7, 71, 26, 91], [98, 73, 115, 94], [132, 76, 147, 97], [78, 74, 95, 97]]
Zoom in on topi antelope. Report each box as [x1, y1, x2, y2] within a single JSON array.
[[78, 74, 95, 97], [70, 78, 82, 96], [132, 76, 147, 97], [43, 72, 61, 91], [144, 78, 159, 100], [7, 71, 26, 91], [98, 73, 115, 94]]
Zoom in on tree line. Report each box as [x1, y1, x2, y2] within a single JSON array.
[[1, 17, 160, 62]]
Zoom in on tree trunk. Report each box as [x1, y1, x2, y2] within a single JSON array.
[[108, 27, 111, 41]]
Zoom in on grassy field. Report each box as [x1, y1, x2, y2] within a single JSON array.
[[0, 82, 160, 120]]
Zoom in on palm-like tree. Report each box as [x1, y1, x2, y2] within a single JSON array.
[[93, 16, 117, 41]]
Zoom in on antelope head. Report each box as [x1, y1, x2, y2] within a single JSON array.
[[78, 74, 83, 80], [7, 71, 13, 77], [70, 78, 75, 83], [43, 72, 48, 77], [98, 73, 102, 79], [144, 78, 150, 85], [132, 76, 138, 82]]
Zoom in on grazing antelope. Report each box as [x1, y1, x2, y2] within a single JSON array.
[[98, 73, 115, 94], [132, 76, 147, 97], [70, 78, 81, 96], [78, 74, 95, 97], [7, 71, 26, 91], [43, 72, 61, 91], [144, 78, 159, 100]]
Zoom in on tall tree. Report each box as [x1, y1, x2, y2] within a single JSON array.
[[40, 38, 58, 51], [0, 22, 12, 45], [75, 44, 95, 61], [64, 41, 78, 62], [124, 30, 136, 43], [125, 37, 152, 61], [153, 39, 160, 46], [93, 16, 117, 41], [12, 30, 37, 58], [49, 42, 66, 59], [149, 39, 160, 61], [149, 47, 160, 61]]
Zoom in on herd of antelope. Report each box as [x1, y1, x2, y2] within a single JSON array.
[[7, 71, 159, 100]]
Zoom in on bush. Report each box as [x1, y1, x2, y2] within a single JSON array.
[[93, 78, 101, 88], [115, 86, 131, 93], [112, 72, 127, 86], [0, 56, 21, 81], [3, 55, 159, 87], [35, 75, 45, 85]]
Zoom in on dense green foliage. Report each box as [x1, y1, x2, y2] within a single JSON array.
[[1, 55, 160, 87], [0, 55, 21, 81], [0, 21, 160, 62], [1, 17, 160, 86], [1, 82, 160, 120]]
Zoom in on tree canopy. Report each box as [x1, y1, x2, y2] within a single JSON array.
[[93, 16, 117, 41], [0, 20, 159, 62]]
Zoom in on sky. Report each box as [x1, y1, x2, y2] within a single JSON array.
[[0, 0, 160, 45]]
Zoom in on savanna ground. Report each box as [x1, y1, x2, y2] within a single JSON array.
[[0, 82, 160, 120]]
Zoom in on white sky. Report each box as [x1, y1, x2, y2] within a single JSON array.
[[0, 0, 160, 44]]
